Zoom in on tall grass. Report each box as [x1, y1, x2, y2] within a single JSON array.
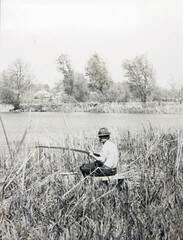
[[0, 127, 183, 239], [21, 102, 183, 114]]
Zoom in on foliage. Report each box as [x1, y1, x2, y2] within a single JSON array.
[[56, 54, 89, 102], [122, 54, 156, 102], [168, 77, 183, 102], [85, 52, 113, 94], [73, 72, 89, 102], [0, 59, 33, 109], [57, 54, 75, 96], [105, 82, 132, 102]]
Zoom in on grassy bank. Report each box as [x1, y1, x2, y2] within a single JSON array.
[[0, 128, 183, 239], [16, 101, 183, 114]]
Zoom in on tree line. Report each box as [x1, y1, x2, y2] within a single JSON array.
[[0, 53, 182, 110]]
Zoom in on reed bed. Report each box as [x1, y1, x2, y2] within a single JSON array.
[[21, 102, 183, 114], [0, 126, 183, 239]]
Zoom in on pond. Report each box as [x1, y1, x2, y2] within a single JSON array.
[[0, 112, 183, 146]]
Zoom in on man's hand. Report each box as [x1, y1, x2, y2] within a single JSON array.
[[88, 150, 94, 158], [94, 160, 104, 167]]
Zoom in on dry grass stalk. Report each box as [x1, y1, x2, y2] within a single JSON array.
[[0, 126, 183, 239], [0, 116, 13, 161]]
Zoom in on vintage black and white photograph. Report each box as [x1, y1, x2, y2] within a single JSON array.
[[0, 0, 183, 239]]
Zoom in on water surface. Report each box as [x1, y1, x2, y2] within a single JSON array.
[[0, 112, 183, 146]]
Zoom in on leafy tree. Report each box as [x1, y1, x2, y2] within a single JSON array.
[[0, 59, 33, 109], [57, 54, 74, 96], [150, 86, 163, 102], [85, 52, 113, 95], [168, 77, 183, 102], [73, 72, 89, 102], [106, 82, 132, 102], [56, 54, 90, 102], [122, 54, 156, 102]]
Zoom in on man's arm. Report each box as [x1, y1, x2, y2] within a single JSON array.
[[89, 149, 107, 163], [93, 152, 101, 157], [88, 151, 101, 160]]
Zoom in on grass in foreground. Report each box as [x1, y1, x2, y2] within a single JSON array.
[[0, 128, 183, 239]]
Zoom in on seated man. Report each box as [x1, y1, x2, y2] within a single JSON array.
[[80, 127, 118, 177]]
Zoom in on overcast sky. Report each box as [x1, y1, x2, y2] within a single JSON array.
[[1, 0, 183, 89]]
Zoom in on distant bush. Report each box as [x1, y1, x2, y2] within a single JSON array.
[[18, 101, 183, 114]]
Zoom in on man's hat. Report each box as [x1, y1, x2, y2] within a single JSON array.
[[98, 127, 111, 137]]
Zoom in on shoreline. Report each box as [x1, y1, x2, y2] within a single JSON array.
[[1, 102, 183, 114]]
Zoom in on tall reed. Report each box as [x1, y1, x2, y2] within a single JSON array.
[[0, 126, 183, 239]]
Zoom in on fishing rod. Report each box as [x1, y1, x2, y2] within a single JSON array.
[[36, 145, 100, 157]]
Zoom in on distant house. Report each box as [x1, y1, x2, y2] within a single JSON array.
[[33, 90, 51, 103]]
